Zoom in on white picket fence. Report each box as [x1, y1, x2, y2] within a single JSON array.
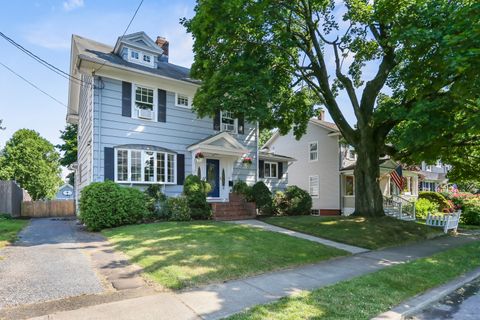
[[426, 211, 461, 234]]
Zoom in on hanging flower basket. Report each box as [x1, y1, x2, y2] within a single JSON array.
[[242, 157, 253, 168], [195, 152, 205, 163]]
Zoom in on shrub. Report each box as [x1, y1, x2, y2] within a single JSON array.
[[415, 198, 438, 219], [164, 196, 191, 221], [418, 192, 453, 212], [232, 180, 253, 200], [80, 181, 148, 231], [251, 181, 273, 215], [183, 175, 212, 220], [144, 184, 167, 218], [274, 185, 312, 216], [461, 205, 480, 226]]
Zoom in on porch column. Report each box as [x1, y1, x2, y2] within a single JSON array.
[[407, 177, 411, 193]]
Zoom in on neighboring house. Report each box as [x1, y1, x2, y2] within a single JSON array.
[[66, 32, 261, 207], [264, 114, 342, 215], [258, 148, 296, 193], [340, 159, 420, 216], [417, 161, 450, 192], [55, 183, 75, 200]]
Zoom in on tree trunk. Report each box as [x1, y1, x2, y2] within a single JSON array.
[[352, 140, 385, 217]]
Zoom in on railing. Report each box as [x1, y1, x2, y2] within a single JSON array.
[[383, 195, 416, 221]]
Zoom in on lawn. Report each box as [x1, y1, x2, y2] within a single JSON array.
[[0, 215, 28, 248], [262, 216, 442, 250], [229, 241, 480, 320], [103, 221, 347, 290]]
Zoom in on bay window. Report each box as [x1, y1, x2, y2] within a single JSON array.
[[115, 148, 176, 184]]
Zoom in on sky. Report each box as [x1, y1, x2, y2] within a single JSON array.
[[0, 0, 367, 177]]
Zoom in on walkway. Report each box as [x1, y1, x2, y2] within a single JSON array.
[[229, 219, 369, 254], [28, 232, 479, 320]]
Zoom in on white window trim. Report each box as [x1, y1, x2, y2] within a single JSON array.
[[220, 111, 238, 134], [309, 175, 319, 198], [175, 93, 192, 108], [114, 148, 177, 185], [127, 48, 155, 67], [264, 161, 278, 179], [131, 83, 157, 122], [309, 141, 318, 162]]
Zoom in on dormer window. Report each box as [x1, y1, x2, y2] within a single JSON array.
[[131, 50, 139, 60], [143, 54, 151, 63]]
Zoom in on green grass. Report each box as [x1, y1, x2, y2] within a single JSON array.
[[0, 215, 28, 248], [262, 216, 443, 250], [229, 241, 480, 320], [103, 221, 347, 290]]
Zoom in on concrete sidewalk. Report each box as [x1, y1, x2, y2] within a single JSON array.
[[229, 219, 369, 254], [29, 233, 479, 320]]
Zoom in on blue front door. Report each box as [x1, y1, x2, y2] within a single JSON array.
[[206, 159, 220, 198]]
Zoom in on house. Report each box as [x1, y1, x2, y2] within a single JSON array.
[[55, 183, 74, 200], [264, 113, 342, 215], [417, 161, 450, 192], [66, 32, 272, 217]]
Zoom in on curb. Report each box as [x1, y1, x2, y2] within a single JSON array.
[[371, 267, 480, 320]]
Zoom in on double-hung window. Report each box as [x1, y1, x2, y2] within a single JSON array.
[[264, 162, 278, 178], [176, 93, 190, 108], [309, 175, 319, 198], [133, 85, 155, 120], [116, 149, 176, 184], [130, 50, 139, 60], [221, 111, 237, 133], [309, 142, 318, 162]]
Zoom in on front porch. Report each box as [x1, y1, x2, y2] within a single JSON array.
[[340, 159, 420, 216]]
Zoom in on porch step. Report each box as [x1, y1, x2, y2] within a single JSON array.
[[211, 193, 256, 221]]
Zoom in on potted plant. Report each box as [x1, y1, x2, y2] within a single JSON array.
[[242, 157, 253, 168], [195, 152, 205, 163]]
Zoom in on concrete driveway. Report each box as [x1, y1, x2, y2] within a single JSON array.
[[0, 218, 105, 309]]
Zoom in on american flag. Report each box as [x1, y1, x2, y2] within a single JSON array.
[[390, 165, 404, 190]]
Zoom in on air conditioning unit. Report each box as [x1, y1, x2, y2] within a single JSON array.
[[222, 123, 235, 132], [137, 108, 154, 120]]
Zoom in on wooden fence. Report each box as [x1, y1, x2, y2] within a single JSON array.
[[21, 200, 76, 218]]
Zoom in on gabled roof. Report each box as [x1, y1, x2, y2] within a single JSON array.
[[187, 132, 249, 156], [113, 32, 164, 55]]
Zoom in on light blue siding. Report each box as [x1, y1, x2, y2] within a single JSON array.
[[91, 76, 257, 196], [76, 74, 93, 193]]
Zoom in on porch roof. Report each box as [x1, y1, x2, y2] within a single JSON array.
[[259, 150, 296, 162], [187, 132, 249, 157]]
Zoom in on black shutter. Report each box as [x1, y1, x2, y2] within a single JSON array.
[[158, 89, 166, 122], [177, 154, 185, 185], [259, 160, 264, 178], [213, 110, 221, 131], [278, 162, 283, 178], [104, 147, 115, 181], [238, 115, 244, 134], [122, 82, 132, 117]]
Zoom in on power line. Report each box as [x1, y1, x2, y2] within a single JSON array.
[[94, 0, 144, 74], [0, 60, 67, 108], [0, 31, 88, 87]]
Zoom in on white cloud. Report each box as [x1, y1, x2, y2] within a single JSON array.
[[63, 0, 84, 12]]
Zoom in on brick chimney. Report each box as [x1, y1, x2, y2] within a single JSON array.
[[318, 109, 325, 121], [155, 36, 169, 62]]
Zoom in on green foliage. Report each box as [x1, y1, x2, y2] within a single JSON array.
[[79, 181, 148, 231], [418, 192, 452, 212], [461, 204, 480, 226], [183, 174, 212, 220], [0, 119, 5, 131], [232, 180, 253, 200], [183, 0, 479, 217], [415, 198, 438, 219], [259, 128, 274, 147], [164, 196, 191, 221], [0, 129, 62, 200], [56, 124, 77, 167], [251, 181, 273, 215], [274, 186, 312, 216], [144, 184, 167, 218]]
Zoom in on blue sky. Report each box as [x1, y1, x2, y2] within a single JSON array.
[[0, 0, 363, 162]]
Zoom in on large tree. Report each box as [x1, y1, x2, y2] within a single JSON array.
[[183, 0, 479, 216], [56, 124, 78, 185], [0, 129, 62, 200]]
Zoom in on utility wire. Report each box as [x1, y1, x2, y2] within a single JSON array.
[[94, 0, 144, 74], [0, 31, 88, 87], [0, 60, 67, 108]]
